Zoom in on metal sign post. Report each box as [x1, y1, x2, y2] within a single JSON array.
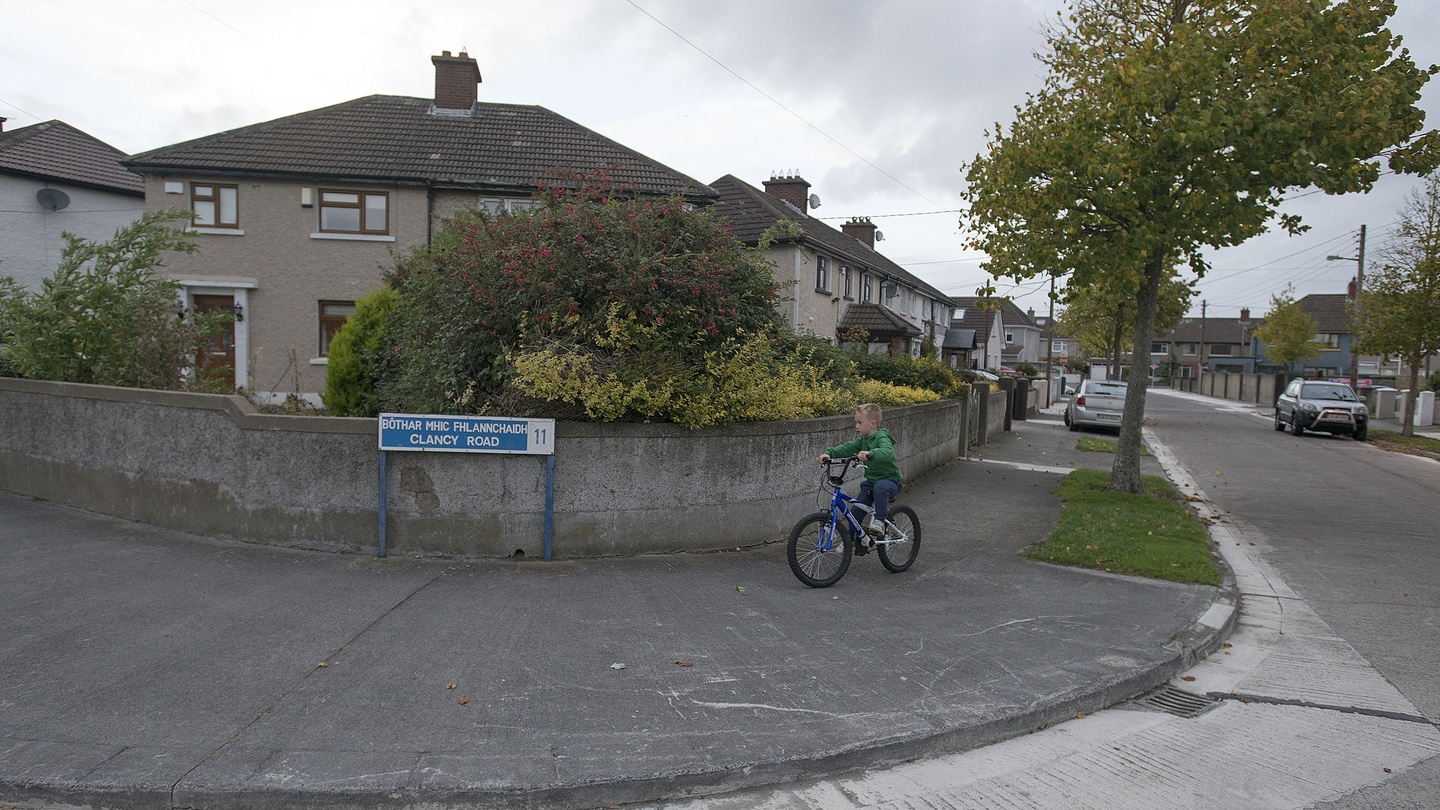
[[377, 413, 558, 560]]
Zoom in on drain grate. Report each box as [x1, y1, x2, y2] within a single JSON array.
[[1131, 685, 1222, 718]]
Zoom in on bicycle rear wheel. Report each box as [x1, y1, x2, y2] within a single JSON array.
[[878, 505, 921, 573], [787, 511, 853, 588]]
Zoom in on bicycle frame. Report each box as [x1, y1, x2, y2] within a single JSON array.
[[817, 458, 906, 548]]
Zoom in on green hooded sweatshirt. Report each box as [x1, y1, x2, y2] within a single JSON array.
[[825, 428, 901, 484]]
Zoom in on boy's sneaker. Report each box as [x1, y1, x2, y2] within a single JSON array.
[[867, 520, 887, 539]]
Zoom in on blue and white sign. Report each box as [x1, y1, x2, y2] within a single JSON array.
[[378, 413, 556, 455]]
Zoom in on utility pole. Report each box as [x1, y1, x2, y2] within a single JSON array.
[[1199, 300, 1207, 379], [1045, 275, 1056, 404], [1328, 224, 1367, 387]]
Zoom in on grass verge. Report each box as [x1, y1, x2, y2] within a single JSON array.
[[1021, 467, 1220, 586], [1076, 436, 1152, 456], [1367, 428, 1440, 458]]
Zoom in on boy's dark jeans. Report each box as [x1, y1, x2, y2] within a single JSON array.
[[859, 479, 902, 524]]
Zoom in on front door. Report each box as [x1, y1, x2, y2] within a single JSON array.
[[193, 294, 236, 387]]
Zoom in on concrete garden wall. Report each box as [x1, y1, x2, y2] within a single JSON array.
[[0, 378, 977, 558]]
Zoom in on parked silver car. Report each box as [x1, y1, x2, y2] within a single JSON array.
[[1274, 379, 1369, 440], [1065, 379, 1127, 432]]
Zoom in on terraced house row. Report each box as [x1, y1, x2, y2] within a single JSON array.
[[7, 51, 1023, 404]]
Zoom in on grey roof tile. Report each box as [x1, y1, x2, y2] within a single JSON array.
[[942, 327, 976, 350], [124, 95, 713, 200], [708, 174, 953, 304], [1298, 293, 1352, 333], [0, 120, 143, 195], [838, 302, 922, 337]]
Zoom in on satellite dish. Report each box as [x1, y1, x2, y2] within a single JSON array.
[[808, 193, 822, 209], [37, 188, 71, 211], [874, 230, 886, 242]]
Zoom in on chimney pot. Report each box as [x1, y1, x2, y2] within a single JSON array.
[[1240, 308, 1250, 321], [841, 216, 878, 249], [762, 175, 812, 214], [432, 50, 482, 111]]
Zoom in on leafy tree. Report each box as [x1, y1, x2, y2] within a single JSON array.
[[0, 210, 226, 390], [381, 175, 785, 418], [1357, 173, 1440, 435], [1251, 285, 1323, 375], [322, 285, 398, 417], [962, 0, 1437, 493], [1059, 272, 1193, 378]]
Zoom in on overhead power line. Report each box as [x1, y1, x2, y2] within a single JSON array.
[[625, 0, 953, 214]]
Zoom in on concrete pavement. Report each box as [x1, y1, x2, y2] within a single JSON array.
[[645, 401, 1440, 809], [1, 418, 1231, 810]]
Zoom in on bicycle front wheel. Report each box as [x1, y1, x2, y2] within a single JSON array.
[[878, 505, 921, 573], [787, 511, 853, 588]]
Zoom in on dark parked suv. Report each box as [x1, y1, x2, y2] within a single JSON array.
[[1274, 379, 1369, 440]]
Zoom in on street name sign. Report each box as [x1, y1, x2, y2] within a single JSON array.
[[378, 413, 556, 455]]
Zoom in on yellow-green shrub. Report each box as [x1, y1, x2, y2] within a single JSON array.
[[855, 379, 941, 407], [509, 329, 864, 428]]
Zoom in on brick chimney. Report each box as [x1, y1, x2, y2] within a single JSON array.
[[432, 50, 482, 111], [1240, 307, 1250, 321], [763, 175, 811, 214], [842, 217, 878, 249]]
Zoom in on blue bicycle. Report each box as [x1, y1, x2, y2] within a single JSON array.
[[786, 457, 921, 588]]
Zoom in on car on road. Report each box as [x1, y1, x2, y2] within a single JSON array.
[[1064, 379, 1127, 432], [1275, 379, 1369, 440]]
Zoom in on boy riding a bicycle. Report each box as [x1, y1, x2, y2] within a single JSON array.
[[817, 403, 902, 549]]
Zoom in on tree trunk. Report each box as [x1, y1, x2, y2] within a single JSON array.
[[1111, 248, 1165, 494], [1403, 360, 1421, 436]]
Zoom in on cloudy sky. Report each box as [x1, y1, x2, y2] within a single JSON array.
[[5, 0, 1438, 320]]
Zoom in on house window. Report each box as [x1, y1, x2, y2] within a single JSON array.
[[1051, 339, 1067, 353], [318, 300, 357, 356], [320, 190, 389, 234], [1209, 343, 1233, 356], [1316, 333, 1341, 349], [1151, 342, 1169, 354], [480, 197, 538, 215], [1005, 331, 1015, 345], [1182, 343, 1197, 356], [841, 266, 853, 299], [862, 275, 873, 303], [816, 256, 830, 292], [192, 183, 238, 228]]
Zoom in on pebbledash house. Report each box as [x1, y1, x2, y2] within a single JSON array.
[[122, 51, 713, 404]]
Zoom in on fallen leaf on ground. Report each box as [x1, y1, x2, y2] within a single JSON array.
[[458, 696, 469, 705], [611, 663, 627, 670], [316, 662, 329, 668], [446, 683, 457, 690], [1182, 675, 1197, 682], [674, 659, 693, 667]]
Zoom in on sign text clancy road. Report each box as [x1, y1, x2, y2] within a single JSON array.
[[378, 414, 556, 455]]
